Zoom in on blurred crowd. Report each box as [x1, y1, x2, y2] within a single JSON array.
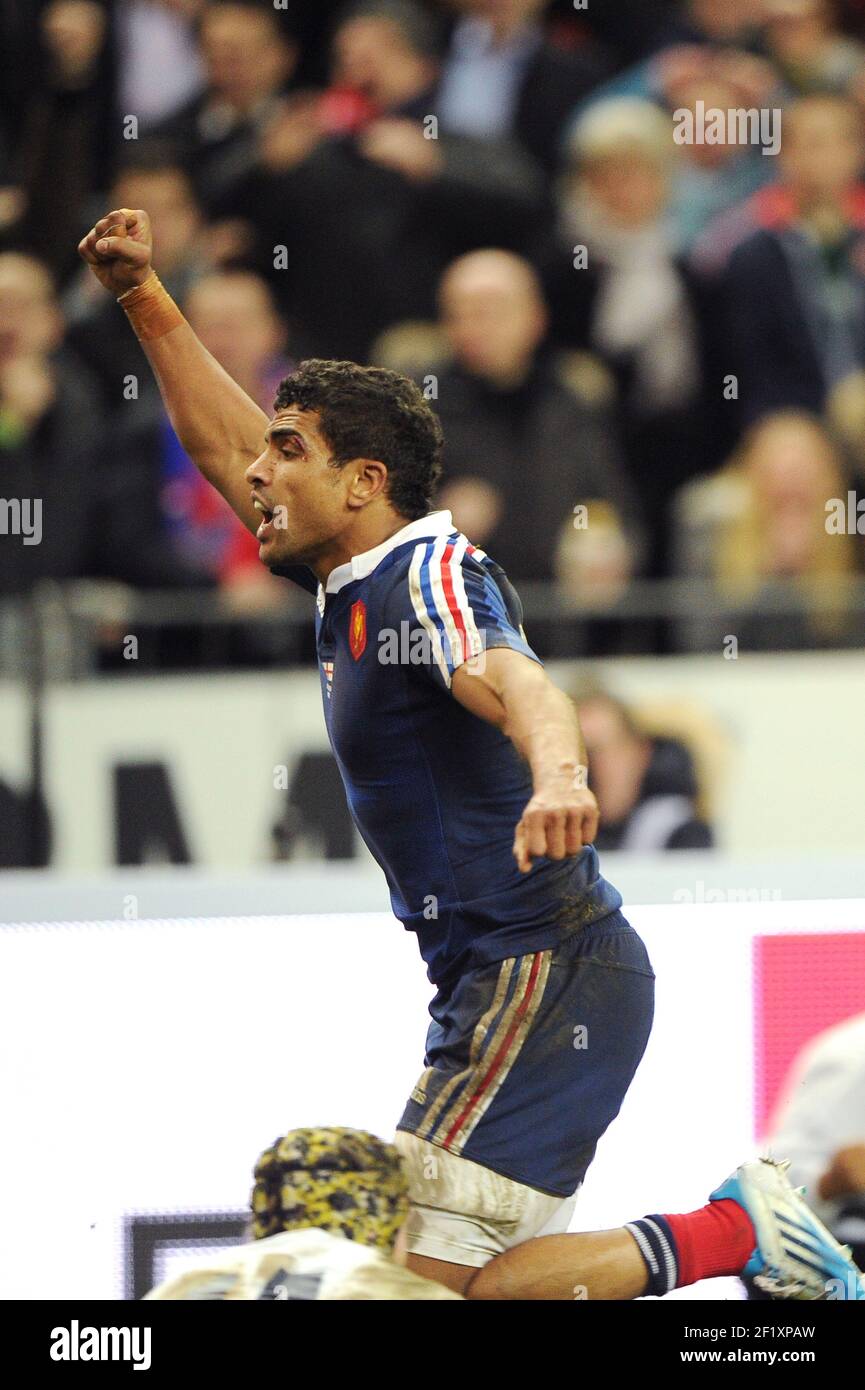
[[5, 0, 865, 658]]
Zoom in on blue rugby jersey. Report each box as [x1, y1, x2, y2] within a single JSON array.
[[275, 510, 622, 987]]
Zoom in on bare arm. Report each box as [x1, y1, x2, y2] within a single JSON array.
[[818, 1144, 865, 1203], [451, 648, 599, 873], [78, 207, 267, 535]]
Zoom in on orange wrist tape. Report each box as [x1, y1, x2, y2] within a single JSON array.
[[117, 273, 184, 342]]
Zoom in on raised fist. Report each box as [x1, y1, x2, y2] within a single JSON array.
[[77, 207, 154, 297]]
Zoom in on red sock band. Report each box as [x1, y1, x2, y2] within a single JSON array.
[[663, 1199, 757, 1287]]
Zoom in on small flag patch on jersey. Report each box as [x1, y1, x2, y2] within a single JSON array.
[[322, 660, 334, 698], [349, 599, 367, 660]]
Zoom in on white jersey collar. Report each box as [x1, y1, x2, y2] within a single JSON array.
[[323, 510, 455, 595]]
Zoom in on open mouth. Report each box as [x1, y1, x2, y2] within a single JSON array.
[[253, 498, 276, 540]]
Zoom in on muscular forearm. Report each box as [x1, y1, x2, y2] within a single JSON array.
[[504, 671, 598, 869], [79, 208, 271, 536], [123, 280, 269, 536], [452, 650, 598, 871], [501, 669, 588, 794]]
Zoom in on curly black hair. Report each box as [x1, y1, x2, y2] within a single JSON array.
[[273, 359, 443, 521]]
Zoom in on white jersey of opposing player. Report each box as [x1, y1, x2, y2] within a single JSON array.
[[144, 1229, 463, 1301], [768, 1010, 865, 1230]]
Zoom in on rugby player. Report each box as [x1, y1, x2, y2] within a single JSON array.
[[145, 1126, 864, 1302], [80, 209, 864, 1300], [146, 1127, 465, 1301]]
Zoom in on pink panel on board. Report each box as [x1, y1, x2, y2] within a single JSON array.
[[753, 932, 865, 1137]]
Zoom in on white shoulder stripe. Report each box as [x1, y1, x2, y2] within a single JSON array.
[[408, 542, 451, 685], [408, 535, 488, 679]]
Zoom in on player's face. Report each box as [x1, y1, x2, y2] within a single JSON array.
[[245, 406, 349, 567]]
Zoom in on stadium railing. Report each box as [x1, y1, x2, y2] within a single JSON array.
[[4, 576, 865, 677]]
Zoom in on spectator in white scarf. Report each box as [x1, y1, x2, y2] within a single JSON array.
[[543, 97, 709, 572]]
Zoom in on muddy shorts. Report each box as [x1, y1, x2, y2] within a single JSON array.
[[395, 911, 655, 1265]]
